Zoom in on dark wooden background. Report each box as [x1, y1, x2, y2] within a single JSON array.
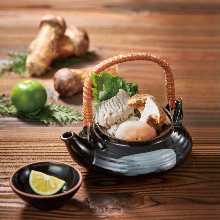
[[0, 0, 220, 219]]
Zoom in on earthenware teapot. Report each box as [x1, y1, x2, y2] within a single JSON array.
[[61, 52, 192, 176]]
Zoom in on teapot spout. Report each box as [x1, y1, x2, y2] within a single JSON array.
[[60, 131, 94, 166]]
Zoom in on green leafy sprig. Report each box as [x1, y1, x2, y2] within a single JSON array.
[[0, 95, 82, 125], [92, 71, 138, 102], [0, 95, 17, 116], [0, 51, 97, 76], [0, 52, 27, 75]]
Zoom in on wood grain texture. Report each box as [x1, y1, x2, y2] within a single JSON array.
[[0, 0, 220, 219]]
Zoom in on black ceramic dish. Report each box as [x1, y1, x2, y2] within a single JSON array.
[[10, 161, 82, 210], [61, 53, 192, 176]]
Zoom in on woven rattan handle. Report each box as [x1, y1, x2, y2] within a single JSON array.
[[83, 52, 176, 126]]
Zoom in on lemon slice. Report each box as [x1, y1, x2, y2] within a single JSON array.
[[29, 170, 65, 196]]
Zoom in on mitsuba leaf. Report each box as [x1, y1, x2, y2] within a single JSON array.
[[125, 82, 138, 97], [92, 71, 138, 102]]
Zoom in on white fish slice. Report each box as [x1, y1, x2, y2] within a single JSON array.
[[95, 90, 134, 128]]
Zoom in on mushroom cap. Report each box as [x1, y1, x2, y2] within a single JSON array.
[[128, 94, 154, 109], [53, 68, 83, 97], [65, 26, 89, 56], [40, 15, 66, 35]]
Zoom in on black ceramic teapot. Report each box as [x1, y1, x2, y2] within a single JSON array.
[[61, 53, 192, 176]]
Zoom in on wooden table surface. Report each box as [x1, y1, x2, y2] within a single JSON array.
[[0, 1, 220, 219]]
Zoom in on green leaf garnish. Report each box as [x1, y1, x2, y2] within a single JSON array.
[[0, 52, 27, 76], [0, 95, 82, 125], [92, 71, 138, 102], [0, 51, 97, 76], [0, 95, 17, 116]]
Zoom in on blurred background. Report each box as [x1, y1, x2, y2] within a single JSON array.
[[0, 0, 219, 134]]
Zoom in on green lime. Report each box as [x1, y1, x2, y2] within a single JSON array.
[[29, 170, 65, 196], [11, 80, 47, 114]]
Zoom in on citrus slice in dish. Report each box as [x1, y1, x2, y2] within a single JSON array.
[[29, 170, 65, 196]]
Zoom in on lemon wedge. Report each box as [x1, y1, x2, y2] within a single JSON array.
[[29, 170, 65, 196]]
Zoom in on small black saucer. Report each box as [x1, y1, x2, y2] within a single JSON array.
[[10, 161, 82, 210]]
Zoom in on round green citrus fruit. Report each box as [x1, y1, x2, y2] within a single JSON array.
[[11, 80, 47, 114]]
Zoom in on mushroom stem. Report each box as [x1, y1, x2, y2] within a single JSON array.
[[26, 15, 90, 76], [26, 15, 66, 76]]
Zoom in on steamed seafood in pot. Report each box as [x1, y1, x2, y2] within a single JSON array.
[[93, 72, 171, 142]]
